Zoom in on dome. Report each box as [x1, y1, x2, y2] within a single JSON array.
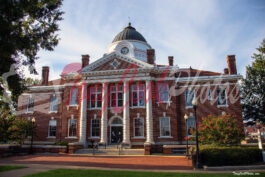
[[112, 23, 147, 43]]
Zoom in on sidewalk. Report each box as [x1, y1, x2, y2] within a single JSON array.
[[0, 154, 193, 177], [0, 154, 264, 177]]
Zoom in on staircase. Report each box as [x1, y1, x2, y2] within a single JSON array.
[[75, 144, 144, 156]]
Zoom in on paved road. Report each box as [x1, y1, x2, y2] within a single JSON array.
[[0, 154, 193, 177]]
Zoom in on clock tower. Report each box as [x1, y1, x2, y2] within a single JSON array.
[[107, 23, 153, 63]]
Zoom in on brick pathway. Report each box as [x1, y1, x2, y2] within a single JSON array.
[[0, 154, 193, 177]]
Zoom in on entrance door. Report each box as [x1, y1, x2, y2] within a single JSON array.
[[110, 126, 123, 144]]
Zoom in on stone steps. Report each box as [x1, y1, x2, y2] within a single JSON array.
[[75, 146, 144, 156]]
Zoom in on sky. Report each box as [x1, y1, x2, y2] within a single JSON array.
[[32, 0, 265, 80]]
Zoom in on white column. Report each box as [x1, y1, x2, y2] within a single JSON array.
[[123, 81, 130, 144], [79, 82, 87, 146], [145, 80, 154, 144], [100, 82, 108, 144]]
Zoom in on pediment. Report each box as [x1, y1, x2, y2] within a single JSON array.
[[82, 52, 154, 73]]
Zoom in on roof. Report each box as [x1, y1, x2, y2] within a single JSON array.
[[112, 23, 147, 43]]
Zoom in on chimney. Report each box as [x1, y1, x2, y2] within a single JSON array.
[[42, 66, 49, 86], [224, 68, 229, 74], [147, 49, 155, 64], [82, 54, 90, 68], [168, 56, 174, 66], [226, 55, 237, 75]]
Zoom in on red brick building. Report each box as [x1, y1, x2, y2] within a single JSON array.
[[17, 23, 242, 149]]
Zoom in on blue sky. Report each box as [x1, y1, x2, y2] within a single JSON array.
[[34, 0, 265, 80]]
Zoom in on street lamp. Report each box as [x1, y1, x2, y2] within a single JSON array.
[[192, 97, 201, 169], [184, 114, 189, 157], [30, 117, 35, 154]]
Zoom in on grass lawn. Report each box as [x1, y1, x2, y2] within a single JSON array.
[[0, 165, 27, 172], [24, 169, 265, 177]]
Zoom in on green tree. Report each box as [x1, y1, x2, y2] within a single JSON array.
[[198, 114, 245, 146], [7, 117, 34, 145], [241, 39, 265, 124], [0, 0, 64, 108], [0, 109, 15, 143]]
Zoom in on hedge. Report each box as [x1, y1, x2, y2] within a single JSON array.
[[199, 146, 263, 166]]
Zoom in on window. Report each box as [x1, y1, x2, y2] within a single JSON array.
[[70, 88, 78, 105], [48, 119, 57, 137], [217, 89, 227, 106], [208, 89, 212, 100], [91, 119, 100, 137], [131, 83, 145, 107], [160, 117, 171, 137], [90, 85, 102, 108], [158, 83, 169, 102], [68, 119, 77, 137], [50, 95, 58, 112], [185, 90, 194, 107], [110, 84, 123, 107], [134, 118, 144, 137], [27, 96, 34, 112]]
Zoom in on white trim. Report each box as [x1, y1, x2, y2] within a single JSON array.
[[176, 75, 242, 83]]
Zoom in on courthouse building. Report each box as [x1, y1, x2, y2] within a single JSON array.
[[17, 23, 242, 149]]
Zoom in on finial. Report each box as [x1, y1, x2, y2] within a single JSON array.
[[128, 22, 131, 26]]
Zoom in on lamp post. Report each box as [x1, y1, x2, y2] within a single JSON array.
[[184, 114, 189, 157], [30, 117, 35, 154], [192, 97, 201, 169]]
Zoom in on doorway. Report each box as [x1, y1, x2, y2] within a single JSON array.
[[109, 117, 123, 144], [110, 126, 123, 144]]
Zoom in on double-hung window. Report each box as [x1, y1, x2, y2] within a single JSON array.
[[134, 118, 144, 137], [50, 95, 58, 112], [160, 117, 171, 137], [27, 96, 34, 112], [91, 119, 100, 137], [68, 119, 77, 137], [90, 85, 102, 108], [48, 119, 57, 137], [217, 88, 227, 106], [158, 83, 169, 102], [110, 84, 123, 107], [185, 90, 194, 107], [70, 88, 78, 105], [131, 83, 145, 107]]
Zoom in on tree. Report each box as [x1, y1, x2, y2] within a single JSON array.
[[0, 0, 64, 109], [0, 109, 15, 143], [198, 114, 245, 146], [241, 39, 265, 124]]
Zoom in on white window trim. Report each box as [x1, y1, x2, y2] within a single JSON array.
[[131, 83, 146, 108], [157, 83, 170, 103], [91, 119, 100, 138], [47, 119, 57, 138], [69, 88, 78, 106], [133, 117, 145, 138], [185, 90, 195, 109], [159, 117, 172, 138], [26, 95, 34, 114], [89, 85, 102, 109], [68, 119, 77, 138], [49, 94, 58, 113], [109, 84, 123, 108], [216, 89, 229, 108]]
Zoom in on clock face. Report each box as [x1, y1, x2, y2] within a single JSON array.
[[120, 47, 129, 55]]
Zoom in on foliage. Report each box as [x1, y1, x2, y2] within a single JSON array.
[[198, 114, 244, 146], [200, 146, 263, 166], [0, 110, 15, 143], [241, 39, 265, 124], [0, 0, 64, 107]]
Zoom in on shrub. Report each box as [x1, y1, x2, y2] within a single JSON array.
[[199, 114, 245, 146], [200, 146, 263, 166]]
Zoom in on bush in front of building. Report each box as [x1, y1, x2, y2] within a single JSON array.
[[198, 114, 245, 146], [200, 146, 263, 166]]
